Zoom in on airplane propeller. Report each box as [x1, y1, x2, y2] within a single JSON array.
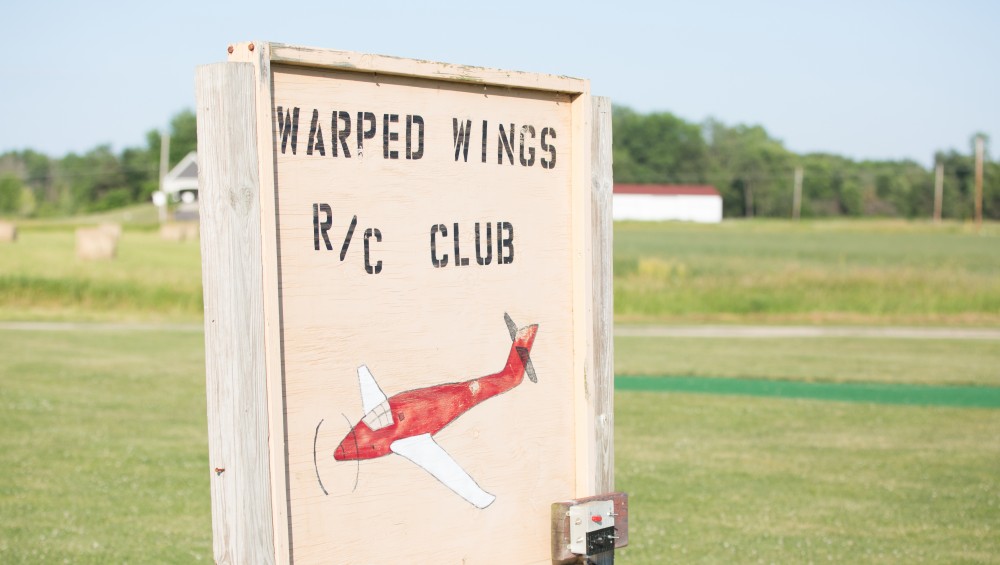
[[504, 312, 537, 383]]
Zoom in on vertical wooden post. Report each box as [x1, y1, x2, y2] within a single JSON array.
[[792, 166, 803, 220], [974, 135, 984, 230], [933, 162, 944, 223], [158, 131, 170, 223], [195, 62, 276, 565], [591, 96, 614, 495], [588, 96, 615, 564]]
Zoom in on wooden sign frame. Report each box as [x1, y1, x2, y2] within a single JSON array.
[[195, 41, 613, 564]]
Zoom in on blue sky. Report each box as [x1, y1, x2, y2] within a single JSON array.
[[2, 0, 997, 167]]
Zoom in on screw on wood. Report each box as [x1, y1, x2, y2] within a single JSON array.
[[227, 45, 234, 54], [248, 43, 255, 52], [214, 467, 225, 476]]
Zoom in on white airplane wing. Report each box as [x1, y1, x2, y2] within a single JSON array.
[[357, 365, 387, 414], [390, 433, 496, 509]]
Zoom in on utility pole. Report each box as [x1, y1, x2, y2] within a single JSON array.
[[933, 161, 944, 223], [792, 166, 803, 220], [158, 131, 171, 223], [974, 135, 984, 231]]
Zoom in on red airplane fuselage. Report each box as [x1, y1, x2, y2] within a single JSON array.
[[334, 324, 538, 461]]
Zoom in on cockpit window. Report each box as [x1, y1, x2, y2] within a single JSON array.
[[362, 400, 394, 431]]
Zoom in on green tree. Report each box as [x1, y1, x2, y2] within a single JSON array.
[[58, 145, 128, 213], [936, 150, 976, 220], [864, 160, 932, 218], [705, 120, 793, 217], [169, 109, 198, 163], [985, 161, 1000, 220], [0, 174, 22, 214], [146, 109, 198, 171], [0, 150, 58, 216], [612, 106, 708, 184], [121, 147, 158, 202]]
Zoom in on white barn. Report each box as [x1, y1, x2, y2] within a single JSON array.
[[160, 151, 200, 221], [613, 184, 723, 223], [163, 151, 199, 204]]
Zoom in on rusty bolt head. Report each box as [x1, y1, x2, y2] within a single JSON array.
[[248, 43, 255, 52], [227, 45, 234, 54]]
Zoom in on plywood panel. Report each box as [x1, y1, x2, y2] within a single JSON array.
[[202, 43, 600, 564], [270, 63, 582, 564]]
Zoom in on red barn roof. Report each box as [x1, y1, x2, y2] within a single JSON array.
[[614, 184, 720, 196]]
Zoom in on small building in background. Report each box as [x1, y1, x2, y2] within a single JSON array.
[[162, 151, 199, 221], [613, 184, 722, 223], [163, 151, 199, 203]]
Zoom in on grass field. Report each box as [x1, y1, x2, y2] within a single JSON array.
[[1, 328, 997, 563], [12, 203, 164, 230], [617, 391, 1000, 564], [616, 335, 1000, 387], [0, 329, 210, 563], [614, 331, 1000, 562], [615, 219, 1000, 325], [0, 230, 203, 322], [2, 214, 998, 326], [2, 216, 999, 563]]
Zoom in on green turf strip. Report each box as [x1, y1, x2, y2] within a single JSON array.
[[615, 375, 1000, 408]]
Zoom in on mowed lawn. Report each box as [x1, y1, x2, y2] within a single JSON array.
[[2, 217, 999, 563], [1, 328, 998, 563], [616, 391, 1000, 564], [0, 329, 211, 563], [616, 335, 1000, 387], [613, 334, 1000, 563]]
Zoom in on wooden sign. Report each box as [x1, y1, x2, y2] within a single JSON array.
[[195, 42, 613, 564]]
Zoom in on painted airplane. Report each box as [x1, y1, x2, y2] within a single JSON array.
[[333, 313, 538, 508]]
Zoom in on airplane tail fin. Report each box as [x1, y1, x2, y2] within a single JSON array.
[[504, 312, 538, 383]]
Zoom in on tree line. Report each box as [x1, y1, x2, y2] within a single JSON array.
[[613, 106, 997, 220], [0, 110, 196, 218], [0, 106, 995, 220]]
